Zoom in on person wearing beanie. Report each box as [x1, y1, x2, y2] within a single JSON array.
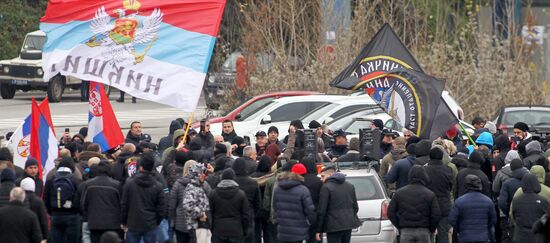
[[44, 155, 83, 243], [20, 177, 49, 241], [455, 151, 491, 199], [16, 157, 44, 196], [498, 159, 529, 219], [371, 119, 384, 130], [379, 137, 408, 193], [267, 126, 287, 152], [513, 122, 533, 157], [335, 137, 361, 163], [492, 134, 512, 178], [413, 140, 432, 166], [273, 161, 315, 243], [121, 152, 166, 242], [232, 157, 261, 243], [388, 166, 441, 242], [522, 140, 549, 170], [424, 147, 453, 243], [493, 150, 522, 197], [385, 142, 417, 191], [449, 174, 497, 243], [510, 174, 550, 243], [0, 168, 16, 206]]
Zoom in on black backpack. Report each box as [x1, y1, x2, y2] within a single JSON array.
[[51, 172, 76, 209]]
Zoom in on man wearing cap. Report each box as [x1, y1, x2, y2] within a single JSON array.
[[267, 126, 287, 151], [380, 129, 395, 158], [327, 130, 348, 160], [371, 119, 384, 130], [255, 131, 268, 157], [448, 175, 497, 243], [316, 165, 361, 243], [273, 163, 315, 243]]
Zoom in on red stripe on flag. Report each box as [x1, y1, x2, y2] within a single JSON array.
[[30, 98, 44, 181], [41, 0, 226, 37]]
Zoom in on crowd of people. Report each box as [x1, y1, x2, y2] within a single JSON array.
[[0, 116, 550, 243]]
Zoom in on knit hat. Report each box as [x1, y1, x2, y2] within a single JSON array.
[[465, 174, 482, 191], [429, 147, 444, 160], [372, 119, 384, 130], [222, 168, 235, 180], [308, 120, 322, 129], [505, 150, 521, 164], [415, 140, 432, 157], [214, 143, 228, 156], [291, 163, 307, 175], [0, 169, 15, 183], [406, 143, 416, 155], [268, 126, 279, 135], [20, 177, 35, 192], [510, 159, 524, 171], [469, 151, 485, 165], [484, 121, 497, 134], [25, 157, 39, 169], [514, 122, 529, 132]]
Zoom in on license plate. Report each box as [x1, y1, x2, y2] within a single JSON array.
[[11, 80, 28, 85], [216, 89, 224, 95]]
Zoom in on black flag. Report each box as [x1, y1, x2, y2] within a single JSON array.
[[330, 23, 458, 139]]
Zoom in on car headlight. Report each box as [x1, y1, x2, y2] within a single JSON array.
[[37, 68, 43, 76], [208, 76, 215, 83], [3, 66, 9, 74]]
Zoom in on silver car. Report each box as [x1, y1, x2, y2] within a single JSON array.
[[324, 165, 397, 242]]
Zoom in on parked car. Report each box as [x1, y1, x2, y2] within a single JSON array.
[[193, 91, 321, 128], [321, 163, 397, 242], [208, 95, 351, 139], [493, 105, 550, 135], [326, 112, 398, 135]]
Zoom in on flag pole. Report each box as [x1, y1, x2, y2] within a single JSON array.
[[457, 121, 476, 147], [179, 112, 195, 148]]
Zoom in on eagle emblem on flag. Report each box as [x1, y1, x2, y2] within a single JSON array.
[[86, 0, 163, 65]]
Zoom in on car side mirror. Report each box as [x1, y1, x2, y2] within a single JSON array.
[[261, 114, 272, 124]]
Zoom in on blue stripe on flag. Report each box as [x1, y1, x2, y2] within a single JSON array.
[[93, 132, 110, 152], [41, 20, 215, 73], [38, 114, 50, 166], [22, 116, 31, 136]]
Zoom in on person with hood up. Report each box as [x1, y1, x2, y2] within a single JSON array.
[[222, 120, 238, 143], [379, 137, 408, 187], [315, 166, 361, 243], [209, 168, 250, 243], [498, 158, 529, 217], [158, 120, 183, 155], [455, 151, 492, 198], [493, 150, 522, 197], [471, 131, 494, 180], [523, 140, 549, 170], [233, 157, 261, 243], [511, 173, 550, 243], [181, 163, 210, 242], [412, 139, 432, 166], [334, 137, 361, 162], [207, 155, 232, 189], [20, 177, 49, 241], [121, 152, 166, 243], [448, 175, 497, 243], [513, 165, 550, 206], [385, 142, 417, 191], [0, 168, 16, 207], [273, 163, 316, 243], [425, 147, 453, 243], [388, 165, 441, 242], [492, 134, 512, 177], [301, 156, 323, 243]]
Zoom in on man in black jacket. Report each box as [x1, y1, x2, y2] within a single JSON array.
[[334, 138, 361, 163], [523, 141, 549, 170], [315, 166, 361, 243], [121, 152, 166, 243], [222, 119, 238, 142], [158, 120, 183, 155], [76, 161, 123, 243], [20, 177, 49, 241], [299, 157, 323, 243], [125, 121, 151, 147], [425, 147, 453, 243], [0, 187, 42, 243], [388, 165, 441, 242], [455, 151, 491, 198], [511, 173, 550, 243], [233, 157, 261, 243], [16, 157, 44, 196]]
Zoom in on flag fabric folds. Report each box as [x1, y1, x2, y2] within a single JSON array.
[[40, 0, 226, 111], [330, 23, 458, 139], [29, 98, 58, 180], [88, 81, 125, 152]]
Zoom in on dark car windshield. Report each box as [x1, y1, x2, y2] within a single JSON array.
[[501, 109, 550, 126], [346, 176, 385, 200]]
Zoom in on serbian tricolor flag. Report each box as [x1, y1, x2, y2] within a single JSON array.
[[88, 81, 125, 152], [29, 98, 58, 180], [40, 0, 226, 111]]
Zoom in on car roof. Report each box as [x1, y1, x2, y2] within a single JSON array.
[[251, 91, 322, 99], [273, 94, 352, 103], [328, 96, 377, 105], [28, 30, 45, 36], [501, 105, 550, 111]]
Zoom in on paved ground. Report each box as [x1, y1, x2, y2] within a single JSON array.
[[0, 89, 211, 144]]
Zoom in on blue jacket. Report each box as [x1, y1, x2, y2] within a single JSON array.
[[273, 172, 316, 242], [385, 155, 415, 190], [448, 191, 497, 242]]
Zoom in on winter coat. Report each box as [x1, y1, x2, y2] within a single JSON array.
[[44, 170, 82, 215], [316, 172, 361, 233], [425, 159, 453, 216], [511, 174, 550, 243], [111, 150, 134, 184], [327, 144, 348, 159], [76, 175, 122, 230], [513, 165, 550, 206], [380, 149, 407, 193], [302, 160, 323, 207], [493, 165, 513, 197], [448, 190, 497, 242], [169, 176, 212, 232], [181, 166, 210, 231], [455, 162, 491, 198], [380, 142, 393, 158], [0, 181, 15, 207], [334, 150, 361, 163], [385, 155, 415, 190], [498, 168, 529, 216], [222, 130, 238, 143], [492, 134, 511, 176], [209, 179, 250, 239], [241, 156, 258, 176], [388, 166, 441, 232], [121, 171, 166, 232], [125, 131, 149, 147], [273, 172, 316, 241], [232, 158, 261, 217], [24, 191, 49, 240], [194, 132, 215, 151], [532, 214, 550, 243], [523, 141, 549, 170], [159, 120, 183, 155], [0, 201, 42, 243]]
